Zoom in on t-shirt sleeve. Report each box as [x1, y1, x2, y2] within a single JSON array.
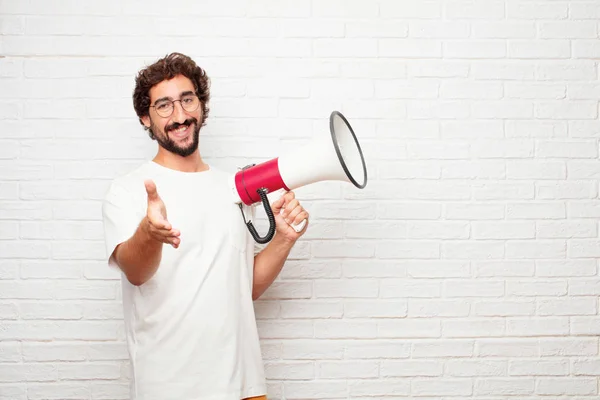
[[102, 181, 144, 266], [253, 238, 265, 257]]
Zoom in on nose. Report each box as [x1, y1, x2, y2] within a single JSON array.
[[170, 100, 186, 123]]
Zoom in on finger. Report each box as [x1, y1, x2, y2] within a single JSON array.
[[281, 199, 299, 217], [281, 191, 295, 206], [170, 236, 181, 248], [150, 227, 180, 238], [293, 210, 309, 226], [271, 193, 286, 213], [284, 205, 302, 223], [150, 231, 181, 246], [144, 179, 160, 202]]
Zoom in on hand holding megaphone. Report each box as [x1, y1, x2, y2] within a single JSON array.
[[230, 111, 367, 243], [270, 190, 309, 239]]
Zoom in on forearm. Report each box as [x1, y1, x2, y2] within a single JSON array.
[[113, 217, 163, 286], [252, 235, 295, 300]]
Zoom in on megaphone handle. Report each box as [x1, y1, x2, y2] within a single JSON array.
[[240, 187, 276, 244]]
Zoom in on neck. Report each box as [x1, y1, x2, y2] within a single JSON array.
[[153, 148, 208, 173]]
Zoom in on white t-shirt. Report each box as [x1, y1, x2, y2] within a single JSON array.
[[102, 161, 266, 400]]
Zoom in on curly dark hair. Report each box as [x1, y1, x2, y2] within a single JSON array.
[[133, 52, 210, 139]]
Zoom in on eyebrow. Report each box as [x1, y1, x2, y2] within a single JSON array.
[[153, 91, 195, 105]]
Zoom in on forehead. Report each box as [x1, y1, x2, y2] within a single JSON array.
[[149, 74, 195, 102]]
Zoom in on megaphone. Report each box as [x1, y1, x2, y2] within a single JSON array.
[[230, 111, 368, 243]]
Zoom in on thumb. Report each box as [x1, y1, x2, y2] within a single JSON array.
[[144, 179, 159, 202], [270, 194, 285, 214]]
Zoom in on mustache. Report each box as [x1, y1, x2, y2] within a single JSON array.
[[166, 118, 197, 132]]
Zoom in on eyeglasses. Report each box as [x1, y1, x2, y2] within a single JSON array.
[[150, 93, 200, 118]]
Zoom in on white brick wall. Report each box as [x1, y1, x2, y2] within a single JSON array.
[[1, 0, 599, 399]]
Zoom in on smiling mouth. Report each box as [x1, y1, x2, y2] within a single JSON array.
[[168, 123, 192, 139]]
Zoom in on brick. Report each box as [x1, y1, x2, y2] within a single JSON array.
[[506, 318, 569, 337], [378, 319, 441, 338], [0, 363, 57, 383], [506, 83, 566, 100], [540, 338, 598, 356], [264, 361, 314, 380], [509, 40, 571, 59], [314, 39, 378, 58], [472, 222, 535, 240], [314, 320, 377, 339], [506, 161, 565, 179], [571, 317, 600, 336], [442, 241, 505, 259], [349, 379, 410, 397], [477, 339, 539, 357], [344, 300, 407, 318], [441, 121, 504, 138], [380, 1, 442, 18], [379, 39, 442, 58], [0, 342, 21, 362], [282, 340, 344, 360], [536, 102, 598, 120], [573, 359, 600, 376], [409, 21, 470, 38], [540, 22, 598, 38], [57, 362, 121, 380], [475, 378, 535, 395], [447, 360, 506, 377], [537, 378, 598, 395], [26, 382, 91, 400], [474, 300, 535, 317], [537, 260, 597, 277], [344, 340, 410, 359], [257, 321, 313, 339], [537, 61, 598, 81], [445, 1, 505, 19], [278, 301, 341, 320], [314, 279, 378, 298], [445, 281, 505, 297], [474, 261, 535, 277], [509, 360, 568, 376], [381, 360, 442, 377], [318, 361, 378, 379], [507, 280, 567, 296], [409, 300, 470, 318], [445, 203, 505, 220], [443, 319, 506, 338], [413, 340, 474, 358], [261, 281, 312, 300], [508, 2, 568, 19], [412, 378, 473, 396], [573, 40, 600, 59], [90, 382, 129, 400]]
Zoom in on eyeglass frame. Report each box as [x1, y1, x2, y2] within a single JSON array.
[[148, 91, 201, 118]]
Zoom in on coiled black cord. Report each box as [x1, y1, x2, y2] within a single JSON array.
[[239, 187, 276, 244]]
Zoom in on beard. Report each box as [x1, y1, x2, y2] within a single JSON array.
[[150, 117, 201, 157]]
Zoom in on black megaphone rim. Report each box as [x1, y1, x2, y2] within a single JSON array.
[[329, 110, 367, 189]]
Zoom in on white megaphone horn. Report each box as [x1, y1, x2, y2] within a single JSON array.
[[229, 111, 368, 243]]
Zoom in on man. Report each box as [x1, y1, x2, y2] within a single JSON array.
[[102, 52, 308, 400]]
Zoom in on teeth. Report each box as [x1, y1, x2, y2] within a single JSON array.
[[172, 125, 188, 134]]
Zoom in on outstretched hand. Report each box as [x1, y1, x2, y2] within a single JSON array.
[[144, 179, 180, 248]]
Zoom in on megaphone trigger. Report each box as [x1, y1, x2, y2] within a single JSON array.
[[291, 219, 307, 233]]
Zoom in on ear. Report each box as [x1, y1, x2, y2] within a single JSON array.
[[141, 115, 151, 128]]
